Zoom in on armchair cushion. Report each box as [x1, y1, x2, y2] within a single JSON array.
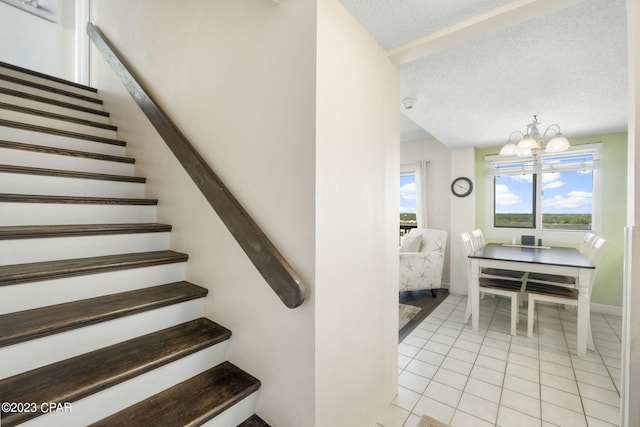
[[400, 233, 422, 253], [400, 228, 447, 291]]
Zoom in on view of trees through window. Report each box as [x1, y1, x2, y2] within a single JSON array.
[[400, 174, 417, 228], [541, 169, 593, 230], [494, 164, 593, 230], [494, 174, 535, 228]]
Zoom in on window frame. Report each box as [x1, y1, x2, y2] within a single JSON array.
[[493, 173, 537, 229], [400, 164, 417, 231], [484, 143, 602, 244]]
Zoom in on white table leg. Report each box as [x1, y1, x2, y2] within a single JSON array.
[[470, 258, 480, 332], [510, 294, 517, 336], [576, 268, 591, 357]]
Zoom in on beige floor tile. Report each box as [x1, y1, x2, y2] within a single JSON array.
[[497, 405, 542, 427], [501, 388, 541, 419], [382, 295, 622, 427], [412, 396, 455, 425], [464, 377, 502, 404], [541, 401, 587, 427], [457, 393, 499, 424], [541, 385, 582, 414], [451, 409, 495, 427]]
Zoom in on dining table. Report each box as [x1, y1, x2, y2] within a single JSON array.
[[468, 243, 596, 357]]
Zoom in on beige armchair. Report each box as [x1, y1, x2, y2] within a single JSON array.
[[399, 228, 448, 296]]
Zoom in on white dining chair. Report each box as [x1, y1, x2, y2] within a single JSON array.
[[527, 236, 608, 351], [461, 231, 523, 335], [527, 232, 597, 287], [579, 232, 597, 255], [471, 229, 528, 282], [470, 229, 485, 249]]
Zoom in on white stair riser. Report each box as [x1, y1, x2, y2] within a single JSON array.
[[22, 345, 229, 427], [0, 172, 145, 198], [0, 107, 116, 139], [0, 147, 134, 176], [202, 392, 259, 427], [0, 262, 187, 315], [0, 125, 126, 156], [0, 232, 171, 266], [0, 92, 110, 124], [0, 298, 208, 379], [0, 203, 156, 225], [0, 80, 104, 111], [0, 68, 99, 99]]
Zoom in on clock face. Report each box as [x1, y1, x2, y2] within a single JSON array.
[[451, 177, 473, 197]]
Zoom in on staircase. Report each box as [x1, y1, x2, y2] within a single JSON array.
[[0, 61, 270, 427]]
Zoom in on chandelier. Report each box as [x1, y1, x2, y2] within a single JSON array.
[[499, 115, 570, 156]]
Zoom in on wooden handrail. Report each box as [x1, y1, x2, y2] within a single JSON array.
[[87, 23, 305, 308]]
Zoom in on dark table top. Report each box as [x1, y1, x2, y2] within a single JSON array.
[[469, 243, 595, 269]]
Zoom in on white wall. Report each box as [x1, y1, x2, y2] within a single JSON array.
[[0, 0, 75, 80], [315, 0, 399, 425], [89, 0, 399, 425], [89, 1, 317, 425], [449, 148, 476, 295], [400, 137, 452, 286], [623, 0, 640, 425]]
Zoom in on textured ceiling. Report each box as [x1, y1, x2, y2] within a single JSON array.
[[340, 0, 516, 49], [341, 0, 628, 148]]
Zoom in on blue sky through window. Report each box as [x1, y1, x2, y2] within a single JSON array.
[[400, 174, 416, 214], [495, 174, 533, 214], [542, 170, 593, 214], [495, 170, 593, 214]]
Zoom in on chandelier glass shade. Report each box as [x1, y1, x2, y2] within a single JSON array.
[[499, 115, 570, 156]]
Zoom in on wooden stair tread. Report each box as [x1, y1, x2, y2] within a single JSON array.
[[0, 193, 158, 205], [0, 118, 125, 147], [0, 139, 134, 164], [0, 73, 102, 105], [0, 101, 117, 130], [238, 414, 272, 427], [0, 318, 231, 426], [89, 362, 260, 427], [0, 86, 108, 117], [0, 164, 146, 183], [0, 61, 97, 93], [0, 223, 171, 239], [0, 281, 207, 347], [0, 250, 188, 286]]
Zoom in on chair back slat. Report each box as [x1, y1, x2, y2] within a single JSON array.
[[471, 229, 485, 251], [460, 231, 475, 284], [579, 232, 597, 255], [460, 232, 475, 257], [587, 236, 608, 267]]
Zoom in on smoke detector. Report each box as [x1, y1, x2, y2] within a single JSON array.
[[401, 98, 417, 111]]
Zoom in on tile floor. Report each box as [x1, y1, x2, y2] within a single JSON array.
[[378, 294, 622, 427]]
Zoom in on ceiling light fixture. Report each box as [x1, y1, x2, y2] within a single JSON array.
[[499, 115, 570, 156]]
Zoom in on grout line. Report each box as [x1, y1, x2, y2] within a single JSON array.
[[393, 295, 623, 427]]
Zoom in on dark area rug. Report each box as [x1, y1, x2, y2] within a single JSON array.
[[399, 288, 449, 342]]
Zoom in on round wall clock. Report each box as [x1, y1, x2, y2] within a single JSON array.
[[451, 177, 473, 197]]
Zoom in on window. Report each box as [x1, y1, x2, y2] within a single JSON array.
[[494, 173, 536, 228], [400, 160, 428, 237], [400, 172, 416, 229], [487, 145, 600, 232], [541, 154, 594, 230]]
